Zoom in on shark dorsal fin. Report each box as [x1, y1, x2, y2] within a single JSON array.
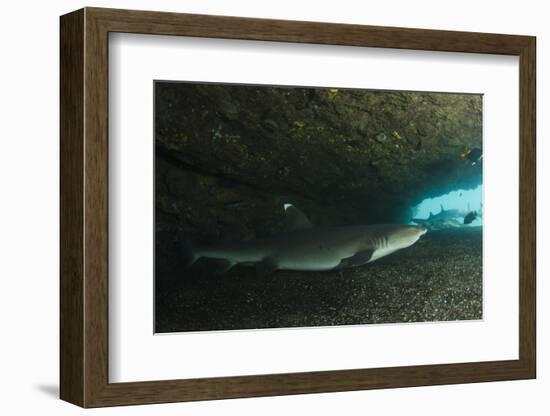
[[283, 203, 313, 230]]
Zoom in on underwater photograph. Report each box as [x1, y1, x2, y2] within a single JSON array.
[[154, 81, 483, 333]]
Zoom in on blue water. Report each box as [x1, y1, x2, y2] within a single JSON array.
[[412, 185, 482, 224]]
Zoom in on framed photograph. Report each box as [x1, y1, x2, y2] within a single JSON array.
[[60, 7, 536, 408]]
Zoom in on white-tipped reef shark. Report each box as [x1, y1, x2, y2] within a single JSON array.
[[184, 204, 427, 275], [411, 203, 479, 230]]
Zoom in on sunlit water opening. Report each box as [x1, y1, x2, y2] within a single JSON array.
[[411, 184, 483, 227]]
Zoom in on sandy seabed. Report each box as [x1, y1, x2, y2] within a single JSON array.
[[155, 227, 482, 333]]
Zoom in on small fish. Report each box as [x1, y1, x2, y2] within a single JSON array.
[[460, 147, 472, 158], [463, 211, 478, 225], [328, 88, 339, 96], [392, 131, 402, 140], [467, 147, 483, 165]]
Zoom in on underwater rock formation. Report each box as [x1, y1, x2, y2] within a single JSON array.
[[155, 83, 482, 274]]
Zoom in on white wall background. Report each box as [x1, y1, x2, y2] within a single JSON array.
[[0, 0, 545, 414]]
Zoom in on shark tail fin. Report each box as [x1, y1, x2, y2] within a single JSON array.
[[179, 239, 201, 268]]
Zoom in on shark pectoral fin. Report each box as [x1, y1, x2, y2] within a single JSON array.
[[335, 249, 375, 270], [283, 203, 313, 230], [212, 259, 235, 275], [255, 258, 278, 276]]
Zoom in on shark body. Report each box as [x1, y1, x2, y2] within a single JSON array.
[[412, 204, 468, 230], [185, 204, 427, 274], [411, 203, 482, 230]]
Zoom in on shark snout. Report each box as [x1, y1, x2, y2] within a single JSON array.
[[404, 225, 427, 237], [402, 225, 428, 245]]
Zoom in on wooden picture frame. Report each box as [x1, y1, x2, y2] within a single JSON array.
[[60, 7, 536, 408]]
